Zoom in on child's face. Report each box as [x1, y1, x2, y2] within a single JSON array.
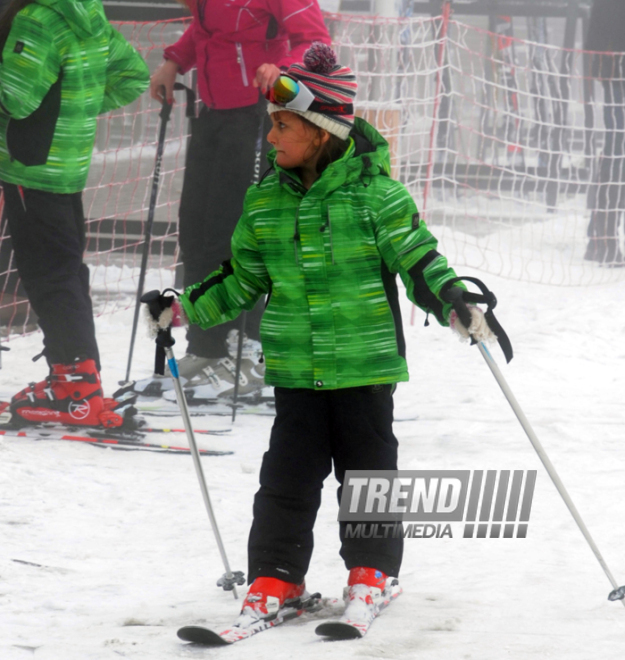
[[267, 111, 322, 170]]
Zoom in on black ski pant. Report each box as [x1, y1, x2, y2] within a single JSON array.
[[179, 98, 270, 358], [586, 79, 625, 262], [2, 183, 100, 369], [0, 202, 27, 298], [247, 385, 403, 585]]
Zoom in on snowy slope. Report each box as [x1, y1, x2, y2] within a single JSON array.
[[1, 269, 624, 659]]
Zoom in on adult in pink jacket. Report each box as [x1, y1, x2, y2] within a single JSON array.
[[139, 0, 331, 400]]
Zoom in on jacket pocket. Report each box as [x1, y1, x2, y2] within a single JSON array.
[[6, 69, 63, 167]]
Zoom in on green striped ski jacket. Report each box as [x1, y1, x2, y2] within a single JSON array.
[[181, 118, 462, 390], [0, 0, 149, 193]]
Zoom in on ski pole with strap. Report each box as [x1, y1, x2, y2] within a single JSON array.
[[441, 277, 624, 605], [141, 289, 245, 599], [125, 83, 197, 383]]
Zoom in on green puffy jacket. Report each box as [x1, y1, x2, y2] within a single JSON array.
[[0, 0, 149, 193], [181, 118, 462, 390]]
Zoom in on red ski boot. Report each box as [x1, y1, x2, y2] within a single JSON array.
[[239, 577, 306, 623], [315, 567, 401, 639], [10, 359, 124, 428], [348, 566, 389, 590]]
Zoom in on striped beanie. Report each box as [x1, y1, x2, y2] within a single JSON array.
[[267, 43, 357, 141]]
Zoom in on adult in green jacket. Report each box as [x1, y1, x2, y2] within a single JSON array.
[[0, 0, 149, 428]]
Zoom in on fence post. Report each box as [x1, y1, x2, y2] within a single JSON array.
[[412, 0, 452, 326], [421, 0, 453, 211]]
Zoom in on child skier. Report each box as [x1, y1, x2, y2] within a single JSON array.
[[0, 0, 149, 428], [176, 43, 496, 634]]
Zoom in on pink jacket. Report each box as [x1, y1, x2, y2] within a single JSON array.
[[164, 0, 330, 110]]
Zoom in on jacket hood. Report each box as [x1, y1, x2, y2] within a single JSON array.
[[35, 0, 108, 38], [268, 117, 392, 196]]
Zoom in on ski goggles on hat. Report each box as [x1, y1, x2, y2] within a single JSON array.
[[268, 74, 316, 111], [268, 74, 355, 116]]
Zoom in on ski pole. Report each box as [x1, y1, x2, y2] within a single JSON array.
[[477, 341, 625, 606], [125, 87, 174, 383], [141, 289, 245, 599], [442, 276, 625, 605], [125, 84, 196, 383], [231, 313, 246, 423], [164, 338, 244, 599]]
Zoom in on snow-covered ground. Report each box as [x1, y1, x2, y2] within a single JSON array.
[[1, 268, 624, 659]]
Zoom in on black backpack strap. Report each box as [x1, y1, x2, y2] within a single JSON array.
[[441, 277, 513, 364]]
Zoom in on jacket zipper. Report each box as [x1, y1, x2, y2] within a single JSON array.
[[293, 207, 301, 265], [327, 206, 335, 265], [204, 44, 215, 108], [5, 120, 13, 162], [236, 43, 249, 87]]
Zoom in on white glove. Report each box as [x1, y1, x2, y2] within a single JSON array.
[[450, 306, 497, 343], [143, 295, 187, 338]]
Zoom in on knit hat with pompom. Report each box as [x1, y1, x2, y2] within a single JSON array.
[[267, 42, 357, 141]]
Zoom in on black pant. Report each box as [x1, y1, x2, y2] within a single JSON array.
[[179, 98, 271, 358], [2, 183, 100, 368], [586, 80, 625, 261], [0, 203, 26, 298], [247, 385, 403, 585]]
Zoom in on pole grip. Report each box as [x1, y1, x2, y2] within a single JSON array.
[[159, 86, 174, 122]]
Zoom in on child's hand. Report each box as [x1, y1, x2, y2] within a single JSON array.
[[450, 306, 497, 344]]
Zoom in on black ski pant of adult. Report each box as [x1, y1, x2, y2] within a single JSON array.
[[2, 183, 100, 369], [0, 203, 27, 298], [248, 385, 403, 585], [586, 79, 625, 262], [179, 98, 270, 358]]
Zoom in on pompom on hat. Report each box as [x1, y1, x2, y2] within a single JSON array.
[[267, 42, 357, 141]]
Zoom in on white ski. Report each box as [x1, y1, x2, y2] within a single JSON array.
[[178, 593, 326, 645]]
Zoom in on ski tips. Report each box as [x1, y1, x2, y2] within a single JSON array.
[[315, 621, 363, 639], [177, 625, 231, 645]]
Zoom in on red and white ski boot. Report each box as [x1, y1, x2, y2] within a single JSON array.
[[10, 359, 124, 428], [177, 577, 321, 645], [238, 577, 306, 625], [316, 567, 402, 639]]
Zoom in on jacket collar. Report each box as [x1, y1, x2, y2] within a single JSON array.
[[266, 117, 391, 198]]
